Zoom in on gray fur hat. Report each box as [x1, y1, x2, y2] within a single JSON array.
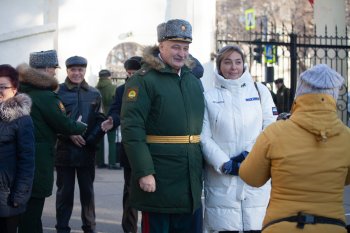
[[29, 50, 60, 68], [295, 64, 344, 100], [157, 19, 192, 43]]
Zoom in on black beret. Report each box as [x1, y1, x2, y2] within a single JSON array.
[[65, 56, 87, 68], [98, 69, 111, 78], [124, 56, 142, 70], [274, 78, 284, 84]]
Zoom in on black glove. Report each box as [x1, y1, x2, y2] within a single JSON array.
[[277, 112, 291, 121], [231, 151, 249, 163], [221, 151, 249, 175], [83, 112, 107, 146]]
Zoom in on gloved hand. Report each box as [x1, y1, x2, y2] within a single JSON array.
[[221, 159, 241, 175], [221, 151, 249, 175], [277, 112, 291, 121], [231, 151, 249, 163]]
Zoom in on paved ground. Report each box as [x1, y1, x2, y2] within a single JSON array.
[[41, 168, 350, 233], [42, 168, 139, 233]]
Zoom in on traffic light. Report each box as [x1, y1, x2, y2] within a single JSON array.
[[253, 39, 263, 63]]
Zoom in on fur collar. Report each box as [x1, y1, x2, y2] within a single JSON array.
[[17, 63, 59, 91], [0, 93, 32, 122], [63, 77, 90, 90], [142, 45, 195, 72]]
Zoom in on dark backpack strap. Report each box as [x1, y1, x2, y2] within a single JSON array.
[[254, 82, 261, 104], [262, 212, 346, 231]]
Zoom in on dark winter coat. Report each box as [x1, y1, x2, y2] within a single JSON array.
[[18, 64, 87, 198], [276, 84, 291, 113], [108, 83, 129, 167], [0, 94, 35, 217], [121, 46, 204, 214], [55, 78, 102, 167]]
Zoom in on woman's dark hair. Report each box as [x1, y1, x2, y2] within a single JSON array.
[[216, 45, 245, 76], [0, 64, 19, 89]]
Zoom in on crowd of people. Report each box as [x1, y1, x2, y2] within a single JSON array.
[[0, 18, 349, 233]]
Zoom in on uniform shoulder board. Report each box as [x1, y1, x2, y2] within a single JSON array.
[[58, 101, 66, 113]]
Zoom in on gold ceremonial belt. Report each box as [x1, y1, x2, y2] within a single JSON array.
[[146, 135, 200, 144]]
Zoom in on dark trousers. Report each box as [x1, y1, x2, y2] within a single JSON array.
[[0, 215, 20, 233], [219, 231, 261, 233], [122, 166, 138, 233], [141, 211, 194, 233], [55, 166, 96, 233], [18, 197, 45, 233], [191, 205, 203, 233]]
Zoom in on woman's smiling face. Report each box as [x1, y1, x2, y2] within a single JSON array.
[[219, 51, 244, 80]]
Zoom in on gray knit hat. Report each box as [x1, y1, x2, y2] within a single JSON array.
[[29, 50, 60, 68], [295, 64, 344, 100], [157, 19, 192, 43]]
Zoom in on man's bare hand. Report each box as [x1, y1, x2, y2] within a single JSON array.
[[139, 175, 156, 192], [69, 135, 86, 147], [101, 116, 113, 132]]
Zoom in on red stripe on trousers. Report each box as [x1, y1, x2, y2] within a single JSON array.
[[142, 211, 150, 233]]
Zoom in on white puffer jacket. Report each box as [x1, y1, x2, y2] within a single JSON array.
[[201, 68, 277, 232]]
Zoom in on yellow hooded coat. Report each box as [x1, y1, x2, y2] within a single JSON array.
[[240, 94, 350, 233]]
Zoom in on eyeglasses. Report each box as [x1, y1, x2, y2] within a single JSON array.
[[0, 86, 13, 91]]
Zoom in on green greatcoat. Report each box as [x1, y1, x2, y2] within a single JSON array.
[[121, 46, 204, 214], [17, 64, 86, 198], [96, 78, 116, 114]]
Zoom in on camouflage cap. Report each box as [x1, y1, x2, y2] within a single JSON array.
[[29, 50, 60, 68], [157, 19, 192, 43]]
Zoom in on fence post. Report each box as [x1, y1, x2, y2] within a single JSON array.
[[289, 33, 297, 106]]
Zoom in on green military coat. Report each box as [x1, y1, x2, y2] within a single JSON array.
[[121, 46, 204, 214], [17, 64, 86, 198], [96, 78, 116, 114]]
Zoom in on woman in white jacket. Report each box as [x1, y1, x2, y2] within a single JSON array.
[[201, 45, 277, 233]]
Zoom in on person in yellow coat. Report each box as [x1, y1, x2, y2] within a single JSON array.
[[239, 64, 350, 233]]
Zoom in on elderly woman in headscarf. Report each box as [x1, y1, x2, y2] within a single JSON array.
[[239, 64, 350, 233]]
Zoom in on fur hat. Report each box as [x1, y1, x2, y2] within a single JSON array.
[[295, 64, 344, 100], [98, 69, 111, 78], [65, 56, 87, 68], [0, 64, 19, 88], [124, 56, 142, 70], [157, 19, 192, 43], [29, 50, 60, 69]]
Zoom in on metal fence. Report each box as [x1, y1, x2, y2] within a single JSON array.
[[216, 23, 350, 124]]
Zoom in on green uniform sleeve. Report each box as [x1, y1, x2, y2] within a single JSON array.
[[37, 91, 87, 135], [121, 76, 155, 180]]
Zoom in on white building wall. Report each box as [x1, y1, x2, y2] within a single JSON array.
[[0, 0, 216, 87]]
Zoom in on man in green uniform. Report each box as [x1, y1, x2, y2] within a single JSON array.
[[17, 50, 87, 233], [95, 69, 119, 169], [121, 19, 204, 233]]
